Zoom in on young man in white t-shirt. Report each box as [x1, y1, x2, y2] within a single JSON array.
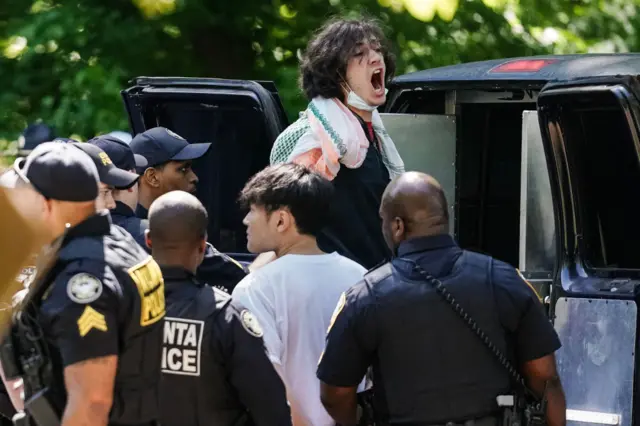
[[232, 163, 367, 426]]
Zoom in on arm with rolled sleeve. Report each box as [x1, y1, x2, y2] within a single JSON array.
[[493, 261, 566, 426], [317, 284, 376, 426], [41, 261, 121, 426], [216, 302, 291, 426]]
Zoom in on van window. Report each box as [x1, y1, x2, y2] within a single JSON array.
[[560, 94, 640, 270]]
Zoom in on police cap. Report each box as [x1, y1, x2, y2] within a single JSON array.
[[88, 135, 147, 172], [19, 123, 56, 152], [13, 142, 99, 202], [71, 142, 140, 190], [130, 127, 211, 168]]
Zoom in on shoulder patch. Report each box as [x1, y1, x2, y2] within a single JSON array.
[[240, 309, 263, 338], [364, 262, 393, 286], [67, 273, 103, 304], [327, 292, 346, 334], [516, 268, 543, 301]]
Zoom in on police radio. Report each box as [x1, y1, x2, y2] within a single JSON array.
[[409, 262, 548, 426]]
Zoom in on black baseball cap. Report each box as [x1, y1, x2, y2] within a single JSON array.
[[130, 127, 211, 168], [88, 135, 147, 172], [71, 143, 140, 189], [19, 123, 56, 153], [13, 142, 99, 202]]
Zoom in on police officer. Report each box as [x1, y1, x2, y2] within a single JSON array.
[[145, 190, 291, 426], [131, 127, 248, 293], [87, 135, 150, 249], [3, 142, 165, 425], [72, 142, 140, 211], [317, 172, 566, 426]]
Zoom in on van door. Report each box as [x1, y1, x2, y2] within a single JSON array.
[[537, 76, 640, 426], [379, 113, 457, 231], [518, 111, 555, 300], [121, 77, 289, 259]]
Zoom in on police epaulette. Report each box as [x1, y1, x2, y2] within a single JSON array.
[[364, 262, 393, 286]]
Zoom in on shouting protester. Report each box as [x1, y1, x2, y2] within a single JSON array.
[[269, 17, 405, 270]]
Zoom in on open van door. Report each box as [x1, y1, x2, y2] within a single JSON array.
[[379, 113, 457, 230], [518, 110, 556, 300], [537, 76, 640, 426], [121, 77, 289, 261]]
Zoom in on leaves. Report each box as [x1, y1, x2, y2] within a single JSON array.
[[0, 0, 636, 142]]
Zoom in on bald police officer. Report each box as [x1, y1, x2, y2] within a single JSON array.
[[1, 142, 165, 426], [145, 190, 291, 426], [318, 172, 566, 426]]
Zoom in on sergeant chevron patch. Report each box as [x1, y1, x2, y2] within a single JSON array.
[[77, 306, 108, 337]]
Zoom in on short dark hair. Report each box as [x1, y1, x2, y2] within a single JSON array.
[[238, 163, 334, 236], [300, 16, 396, 101], [148, 191, 208, 248]]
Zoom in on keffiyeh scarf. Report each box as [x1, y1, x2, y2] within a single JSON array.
[[270, 97, 405, 180]]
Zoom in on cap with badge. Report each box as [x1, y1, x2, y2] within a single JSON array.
[[129, 127, 212, 168], [13, 142, 100, 202], [71, 143, 140, 190], [88, 135, 147, 172]]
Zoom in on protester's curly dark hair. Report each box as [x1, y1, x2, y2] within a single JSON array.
[[299, 16, 396, 101]]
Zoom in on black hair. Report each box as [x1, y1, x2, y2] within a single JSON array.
[[238, 163, 334, 236], [148, 191, 208, 247], [299, 16, 396, 101]]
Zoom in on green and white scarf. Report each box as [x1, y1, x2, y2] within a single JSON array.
[[270, 97, 404, 180]]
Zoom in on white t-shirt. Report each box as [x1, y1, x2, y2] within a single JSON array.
[[232, 252, 367, 426]]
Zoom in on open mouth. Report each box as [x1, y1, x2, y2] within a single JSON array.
[[371, 69, 384, 95]]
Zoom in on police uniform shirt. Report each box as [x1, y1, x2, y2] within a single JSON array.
[[198, 243, 248, 294], [135, 203, 246, 293], [317, 234, 561, 424], [160, 266, 291, 426], [111, 201, 149, 251], [135, 203, 149, 220], [38, 212, 165, 425]]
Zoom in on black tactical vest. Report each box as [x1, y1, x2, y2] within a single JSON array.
[[36, 220, 164, 425], [160, 272, 251, 426], [367, 251, 512, 424]]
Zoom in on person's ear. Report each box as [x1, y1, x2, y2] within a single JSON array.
[[143, 168, 161, 188], [145, 229, 152, 250], [199, 238, 207, 255], [392, 217, 405, 244], [275, 209, 292, 233]]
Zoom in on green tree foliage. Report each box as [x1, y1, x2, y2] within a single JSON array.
[[0, 0, 636, 150]]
